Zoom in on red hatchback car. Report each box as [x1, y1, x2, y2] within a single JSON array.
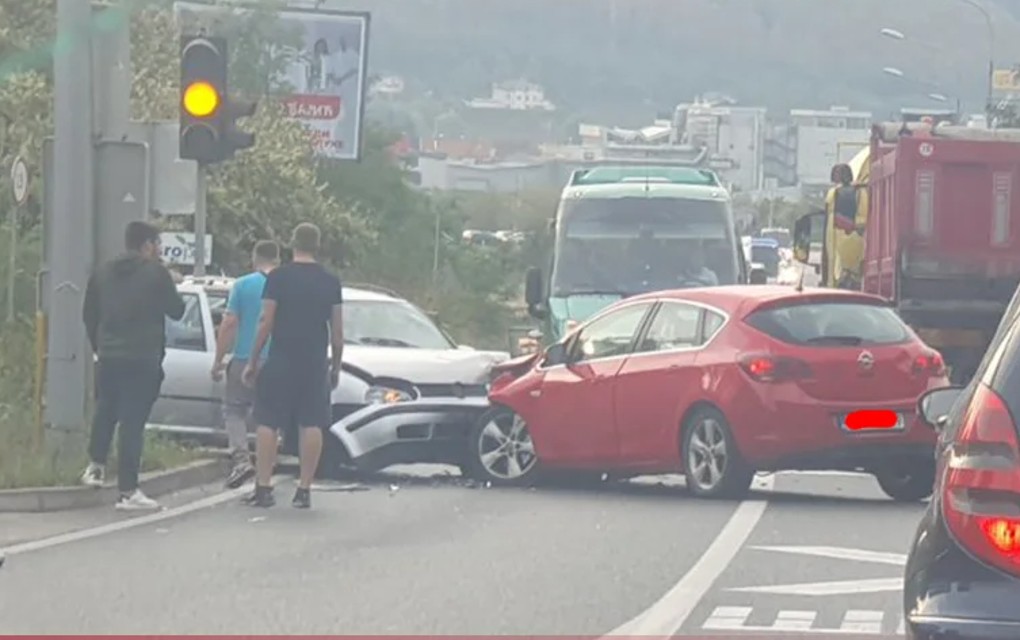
[[468, 286, 949, 500]]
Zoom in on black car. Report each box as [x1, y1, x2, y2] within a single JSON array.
[[905, 285, 1020, 639]]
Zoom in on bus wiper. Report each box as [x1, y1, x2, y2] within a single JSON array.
[[560, 288, 629, 297], [804, 335, 864, 346]]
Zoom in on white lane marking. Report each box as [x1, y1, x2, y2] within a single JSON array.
[[750, 544, 908, 566], [897, 615, 906, 635], [0, 480, 278, 557], [702, 606, 752, 630], [840, 609, 884, 634], [729, 577, 902, 596], [701, 607, 900, 635], [603, 474, 775, 636], [773, 610, 817, 631]]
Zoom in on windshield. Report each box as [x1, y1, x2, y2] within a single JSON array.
[[760, 229, 792, 249], [751, 245, 780, 277], [550, 196, 737, 295], [746, 301, 910, 346], [343, 299, 454, 349]]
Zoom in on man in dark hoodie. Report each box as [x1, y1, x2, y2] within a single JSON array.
[[80, 221, 185, 510]]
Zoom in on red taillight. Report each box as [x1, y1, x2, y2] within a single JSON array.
[[912, 351, 946, 377], [942, 383, 1020, 577], [738, 353, 812, 383]]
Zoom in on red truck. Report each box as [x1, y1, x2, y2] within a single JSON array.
[[793, 122, 1020, 384]]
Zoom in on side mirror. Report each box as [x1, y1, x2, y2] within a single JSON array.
[[525, 267, 544, 306], [917, 386, 965, 431], [543, 342, 568, 367], [749, 267, 768, 285]]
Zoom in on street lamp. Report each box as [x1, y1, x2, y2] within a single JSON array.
[[878, 0, 994, 110]]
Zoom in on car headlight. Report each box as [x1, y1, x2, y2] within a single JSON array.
[[364, 386, 416, 404]]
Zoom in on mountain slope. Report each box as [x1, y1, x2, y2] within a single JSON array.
[[326, 0, 1020, 119]]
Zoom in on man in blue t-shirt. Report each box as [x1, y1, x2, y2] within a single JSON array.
[[211, 241, 280, 488]]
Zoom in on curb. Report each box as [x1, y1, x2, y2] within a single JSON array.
[[0, 457, 231, 513]]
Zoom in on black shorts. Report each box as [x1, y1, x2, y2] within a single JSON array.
[[252, 357, 331, 431]]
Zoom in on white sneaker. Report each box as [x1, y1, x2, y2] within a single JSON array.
[[80, 463, 105, 488], [114, 490, 161, 511]]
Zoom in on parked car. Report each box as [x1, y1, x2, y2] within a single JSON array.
[[151, 278, 511, 475], [904, 282, 1020, 640], [470, 285, 948, 499]]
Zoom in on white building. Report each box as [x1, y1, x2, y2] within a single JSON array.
[[790, 106, 872, 187], [466, 80, 556, 111], [676, 101, 767, 192]]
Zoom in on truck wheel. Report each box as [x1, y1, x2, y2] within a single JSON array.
[[682, 407, 753, 499], [874, 463, 934, 502]]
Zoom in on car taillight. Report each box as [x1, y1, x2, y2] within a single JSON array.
[[738, 353, 812, 383], [942, 383, 1020, 577], [912, 351, 946, 377]]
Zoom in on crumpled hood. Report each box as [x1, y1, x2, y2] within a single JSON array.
[[344, 345, 510, 384]]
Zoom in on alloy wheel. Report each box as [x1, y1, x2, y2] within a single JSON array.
[[477, 411, 537, 480], [687, 417, 729, 491]]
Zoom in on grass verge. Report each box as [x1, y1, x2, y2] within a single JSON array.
[[0, 324, 202, 490], [0, 411, 203, 490]]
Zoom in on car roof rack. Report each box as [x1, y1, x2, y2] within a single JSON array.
[[345, 282, 400, 298], [569, 166, 721, 187]]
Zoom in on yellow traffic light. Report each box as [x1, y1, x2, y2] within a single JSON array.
[[183, 81, 220, 118]]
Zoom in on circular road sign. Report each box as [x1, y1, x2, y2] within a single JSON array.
[[10, 156, 28, 206]]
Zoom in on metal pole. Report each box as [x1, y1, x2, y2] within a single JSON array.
[[193, 167, 207, 277], [6, 202, 16, 323], [46, 0, 95, 454], [432, 207, 440, 284]]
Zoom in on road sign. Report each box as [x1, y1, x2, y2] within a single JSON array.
[[161, 232, 213, 266], [10, 156, 28, 205], [95, 141, 149, 266]]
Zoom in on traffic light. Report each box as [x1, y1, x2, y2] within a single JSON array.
[[179, 35, 257, 165]]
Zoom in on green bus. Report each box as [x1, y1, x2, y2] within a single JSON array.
[[522, 166, 759, 346]]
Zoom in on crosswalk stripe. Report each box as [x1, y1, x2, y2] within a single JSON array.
[[702, 606, 753, 630], [897, 615, 905, 635], [773, 610, 817, 631], [840, 609, 883, 633], [702, 606, 905, 635]]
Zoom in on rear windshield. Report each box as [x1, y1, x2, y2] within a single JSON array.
[[745, 301, 910, 346]]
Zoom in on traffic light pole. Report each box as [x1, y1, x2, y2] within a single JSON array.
[[193, 166, 207, 277], [46, 0, 96, 457]]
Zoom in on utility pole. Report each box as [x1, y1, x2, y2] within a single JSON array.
[[46, 0, 97, 456]]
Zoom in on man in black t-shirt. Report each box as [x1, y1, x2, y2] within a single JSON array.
[[242, 223, 344, 509]]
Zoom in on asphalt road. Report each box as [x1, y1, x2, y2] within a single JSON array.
[[0, 467, 924, 637]]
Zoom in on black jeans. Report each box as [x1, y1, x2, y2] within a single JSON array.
[[88, 358, 164, 493]]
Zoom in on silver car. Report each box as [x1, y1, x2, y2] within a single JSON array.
[[150, 278, 510, 476]]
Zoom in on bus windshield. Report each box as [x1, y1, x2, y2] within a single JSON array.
[[550, 196, 738, 296]]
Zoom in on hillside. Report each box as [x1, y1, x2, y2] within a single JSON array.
[[324, 0, 1020, 123]]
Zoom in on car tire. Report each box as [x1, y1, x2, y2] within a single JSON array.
[[682, 407, 753, 500], [465, 406, 540, 486], [874, 463, 935, 502], [315, 432, 352, 480]]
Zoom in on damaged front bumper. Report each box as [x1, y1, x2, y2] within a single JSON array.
[[329, 396, 491, 472]]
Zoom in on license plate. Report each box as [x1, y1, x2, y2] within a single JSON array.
[[838, 410, 906, 433]]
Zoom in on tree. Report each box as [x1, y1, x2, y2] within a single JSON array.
[[131, 2, 368, 271]]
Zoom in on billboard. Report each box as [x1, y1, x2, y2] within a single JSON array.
[[993, 67, 1020, 93], [174, 2, 370, 161]]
